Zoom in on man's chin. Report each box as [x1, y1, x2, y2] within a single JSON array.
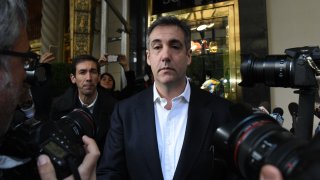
[[82, 90, 96, 96]]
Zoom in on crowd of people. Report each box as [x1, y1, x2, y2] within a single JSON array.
[[0, 0, 284, 179]]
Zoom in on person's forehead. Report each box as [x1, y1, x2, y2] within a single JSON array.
[[76, 60, 97, 69], [149, 25, 184, 40], [102, 74, 111, 78]]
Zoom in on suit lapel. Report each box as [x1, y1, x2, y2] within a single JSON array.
[[173, 87, 212, 179], [135, 88, 163, 179]]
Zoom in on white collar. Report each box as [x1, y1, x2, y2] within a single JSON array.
[[153, 78, 191, 103], [79, 91, 98, 109]]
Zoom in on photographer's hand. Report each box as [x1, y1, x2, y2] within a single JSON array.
[[260, 165, 283, 180], [37, 135, 100, 180], [37, 155, 57, 180], [40, 52, 55, 64], [69, 135, 100, 180], [118, 55, 129, 71], [98, 54, 108, 66]]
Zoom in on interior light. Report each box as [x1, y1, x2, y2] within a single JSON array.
[[191, 27, 197, 31], [207, 23, 214, 28], [196, 24, 207, 31]]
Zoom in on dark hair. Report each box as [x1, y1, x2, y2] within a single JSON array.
[[100, 72, 115, 91], [71, 54, 100, 75], [146, 16, 191, 51]]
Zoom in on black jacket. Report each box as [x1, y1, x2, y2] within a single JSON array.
[[50, 86, 117, 152], [97, 86, 241, 180]]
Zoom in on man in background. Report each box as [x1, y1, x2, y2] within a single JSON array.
[[50, 54, 117, 152]]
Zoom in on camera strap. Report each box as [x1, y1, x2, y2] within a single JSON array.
[[306, 56, 320, 75]]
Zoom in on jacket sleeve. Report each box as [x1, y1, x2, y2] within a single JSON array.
[[96, 103, 128, 180]]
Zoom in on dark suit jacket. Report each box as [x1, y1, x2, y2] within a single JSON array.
[[97, 86, 239, 180]]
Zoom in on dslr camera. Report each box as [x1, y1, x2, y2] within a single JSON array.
[[213, 104, 320, 180], [0, 108, 96, 179], [239, 46, 320, 88]]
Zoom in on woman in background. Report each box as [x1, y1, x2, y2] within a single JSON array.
[[100, 72, 116, 92]]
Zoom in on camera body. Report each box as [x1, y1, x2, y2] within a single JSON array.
[[239, 46, 320, 88], [106, 54, 119, 62], [213, 103, 320, 180], [0, 108, 96, 179]]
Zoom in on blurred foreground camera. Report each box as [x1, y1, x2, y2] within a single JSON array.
[[213, 104, 320, 180], [0, 108, 96, 179], [239, 46, 320, 88]]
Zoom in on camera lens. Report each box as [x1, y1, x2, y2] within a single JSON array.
[[239, 54, 293, 87], [40, 108, 96, 179], [57, 108, 96, 142], [213, 104, 308, 180], [0, 108, 96, 179]]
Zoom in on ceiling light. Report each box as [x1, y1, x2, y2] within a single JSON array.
[[207, 23, 214, 28], [196, 24, 207, 31]]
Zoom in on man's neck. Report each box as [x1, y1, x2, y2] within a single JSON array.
[[78, 90, 98, 106], [156, 80, 187, 101]]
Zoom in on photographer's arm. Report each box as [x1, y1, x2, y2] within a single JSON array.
[[37, 135, 100, 180]]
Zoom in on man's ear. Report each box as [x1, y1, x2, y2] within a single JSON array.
[[187, 49, 192, 65], [146, 50, 151, 66], [70, 73, 76, 84]]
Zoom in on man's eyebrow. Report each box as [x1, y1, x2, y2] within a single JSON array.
[[150, 39, 161, 45], [150, 38, 182, 45], [169, 39, 182, 44]]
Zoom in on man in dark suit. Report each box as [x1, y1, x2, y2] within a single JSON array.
[[97, 16, 239, 180], [50, 55, 117, 152]]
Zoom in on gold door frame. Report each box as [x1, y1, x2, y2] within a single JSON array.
[[69, 0, 94, 58]]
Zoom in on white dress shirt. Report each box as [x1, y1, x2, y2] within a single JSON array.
[[79, 91, 98, 113], [153, 80, 190, 180]]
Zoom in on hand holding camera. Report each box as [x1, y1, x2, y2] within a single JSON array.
[[98, 54, 130, 72], [37, 135, 100, 180], [0, 108, 98, 179], [98, 53, 119, 65]]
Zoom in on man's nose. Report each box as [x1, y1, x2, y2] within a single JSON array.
[[161, 46, 171, 62], [85, 72, 93, 81]]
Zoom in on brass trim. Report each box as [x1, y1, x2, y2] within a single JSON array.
[[69, 0, 93, 58]]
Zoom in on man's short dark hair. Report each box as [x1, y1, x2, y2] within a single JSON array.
[[71, 54, 100, 75], [146, 16, 191, 51]]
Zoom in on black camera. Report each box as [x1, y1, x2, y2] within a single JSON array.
[[24, 53, 50, 86], [0, 108, 96, 179], [239, 46, 320, 88], [213, 104, 320, 180]]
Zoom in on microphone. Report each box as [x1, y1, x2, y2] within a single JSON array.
[[288, 102, 299, 117], [288, 102, 299, 134], [273, 107, 284, 116], [270, 107, 284, 125]]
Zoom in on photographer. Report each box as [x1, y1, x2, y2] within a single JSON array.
[[0, 0, 99, 179]]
